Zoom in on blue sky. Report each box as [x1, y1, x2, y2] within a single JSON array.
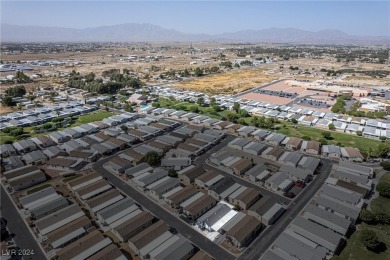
[[2, 1, 389, 36]]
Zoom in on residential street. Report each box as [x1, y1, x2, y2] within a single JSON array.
[[239, 158, 334, 259], [1, 185, 46, 260], [92, 159, 236, 260]]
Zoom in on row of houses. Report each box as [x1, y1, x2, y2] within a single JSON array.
[[65, 172, 196, 260], [15, 179, 126, 259], [262, 162, 372, 260], [150, 88, 390, 138], [0, 101, 97, 131], [145, 106, 366, 161]]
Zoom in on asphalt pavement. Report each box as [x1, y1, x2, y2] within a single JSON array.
[[239, 158, 334, 259], [1, 185, 46, 260], [92, 158, 236, 260]]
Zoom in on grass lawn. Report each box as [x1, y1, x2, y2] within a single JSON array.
[[74, 110, 114, 125], [0, 110, 115, 144], [157, 98, 381, 153], [26, 184, 52, 195], [62, 174, 82, 183], [334, 172, 390, 260], [0, 134, 15, 145], [276, 123, 382, 152], [333, 222, 390, 260]]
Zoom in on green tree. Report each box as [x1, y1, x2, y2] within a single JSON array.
[[194, 67, 203, 77], [375, 143, 390, 158], [233, 102, 240, 113], [291, 118, 298, 124], [328, 123, 336, 130], [321, 131, 332, 139], [197, 97, 204, 106], [319, 138, 328, 145], [376, 182, 390, 198], [360, 209, 376, 224], [356, 130, 363, 136], [152, 102, 161, 108], [1, 96, 16, 107], [238, 109, 249, 117], [168, 168, 178, 178], [359, 230, 380, 251], [237, 118, 247, 125], [144, 151, 161, 166], [212, 105, 221, 112], [210, 97, 216, 106], [5, 85, 26, 97], [380, 161, 390, 170], [225, 112, 239, 123], [379, 136, 387, 142], [190, 105, 199, 113], [120, 125, 128, 133]]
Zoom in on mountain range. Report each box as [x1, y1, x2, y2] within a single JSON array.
[[1, 23, 389, 44]]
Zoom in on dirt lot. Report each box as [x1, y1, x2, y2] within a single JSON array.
[[173, 67, 279, 95]]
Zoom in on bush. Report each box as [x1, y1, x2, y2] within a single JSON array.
[[359, 230, 381, 251], [190, 106, 199, 113], [9, 128, 24, 137], [168, 169, 178, 178], [380, 161, 390, 170], [376, 181, 390, 198], [319, 138, 328, 145], [321, 131, 332, 140], [144, 151, 161, 166], [291, 118, 298, 124]]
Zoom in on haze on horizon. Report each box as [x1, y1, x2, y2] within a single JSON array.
[[1, 0, 389, 37]]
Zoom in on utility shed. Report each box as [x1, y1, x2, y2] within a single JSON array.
[[289, 216, 343, 252]]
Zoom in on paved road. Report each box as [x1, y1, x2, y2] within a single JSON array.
[[195, 134, 289, 204], [233, 79, 285, 98], [92, 159, 236, 260], [239, 158, 334, 259], [1, 186, 46, 260]]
